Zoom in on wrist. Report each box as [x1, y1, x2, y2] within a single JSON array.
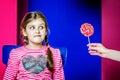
[[104, 48, 110, 54], [101, 48, 110, 58], [103, 48, 113, 58]]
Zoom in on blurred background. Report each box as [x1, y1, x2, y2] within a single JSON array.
[[0, 0, 120, 80]]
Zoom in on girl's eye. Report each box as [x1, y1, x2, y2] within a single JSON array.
[[29, 26, 35, 30], [39, 25, 45, 29]]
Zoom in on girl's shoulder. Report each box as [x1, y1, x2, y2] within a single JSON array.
[[11, 46, 26, 52], [48, 46, 61, 55], [48, 46, 60, 51], [9, 46, 26, 59], [10, 46, 27, 55]]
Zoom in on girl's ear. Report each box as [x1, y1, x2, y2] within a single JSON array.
[[22, 29, 27, 36]]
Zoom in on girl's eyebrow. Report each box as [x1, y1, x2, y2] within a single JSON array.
[[39, 23, 45, 25], [27, 22, 45, 26], [27, 25, 34, 27]]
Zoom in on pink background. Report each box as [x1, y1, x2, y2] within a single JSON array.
[[102, 0, 120, 80], [0, 0, 17, 79]]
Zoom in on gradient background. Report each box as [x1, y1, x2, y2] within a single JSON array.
[[0, 0, 120, 80]]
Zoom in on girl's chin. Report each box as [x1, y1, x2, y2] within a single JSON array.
[[33, 38, 43, 42], [29, 38, 44, 44], [33, 41, 42, 44]]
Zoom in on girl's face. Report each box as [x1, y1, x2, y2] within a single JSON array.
[[23, 18, 46, 45]]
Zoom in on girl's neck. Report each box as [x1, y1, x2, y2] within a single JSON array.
[[26, 43, 44, 50]]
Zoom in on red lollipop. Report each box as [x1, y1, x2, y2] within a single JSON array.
[[80, 23, 94, 43]]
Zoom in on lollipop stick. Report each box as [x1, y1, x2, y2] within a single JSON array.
[[88, 36, 91, 44]]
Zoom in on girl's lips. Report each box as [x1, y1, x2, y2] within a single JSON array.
[[34, 35, 41, 37]]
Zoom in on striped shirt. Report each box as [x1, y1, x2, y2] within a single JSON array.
[[3, 46, 65, 80]]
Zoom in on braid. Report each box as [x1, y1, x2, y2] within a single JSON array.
[[45, 35, 54, 72], [45, 35, 48, 46]]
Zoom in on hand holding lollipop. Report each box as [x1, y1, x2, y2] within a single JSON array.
[[80, 23, 94, 44]]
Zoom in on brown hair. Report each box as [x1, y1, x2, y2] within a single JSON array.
[[20, 11, 54, 72]]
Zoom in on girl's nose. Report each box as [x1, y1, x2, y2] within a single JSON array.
[[35, 28, 40, 33]]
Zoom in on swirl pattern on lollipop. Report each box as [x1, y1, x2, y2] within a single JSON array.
[[80, 23, 94, 37]]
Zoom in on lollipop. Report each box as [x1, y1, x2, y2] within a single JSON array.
[[80, 23, 94, 44]]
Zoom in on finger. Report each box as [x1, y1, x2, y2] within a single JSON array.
[[89, 50, 97, 53], [89, 51, 101, 56], [89, 50, 105, 57], [88, 47, 98, 51], [87, 43, 101, 47]]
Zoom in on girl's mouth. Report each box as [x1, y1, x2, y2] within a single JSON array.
[[34, 35, 41, 37]]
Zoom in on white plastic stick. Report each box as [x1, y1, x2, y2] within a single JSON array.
[[88, 36, 91, 44]]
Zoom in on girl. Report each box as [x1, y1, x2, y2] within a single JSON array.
[[4, 11, 65, 80]]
